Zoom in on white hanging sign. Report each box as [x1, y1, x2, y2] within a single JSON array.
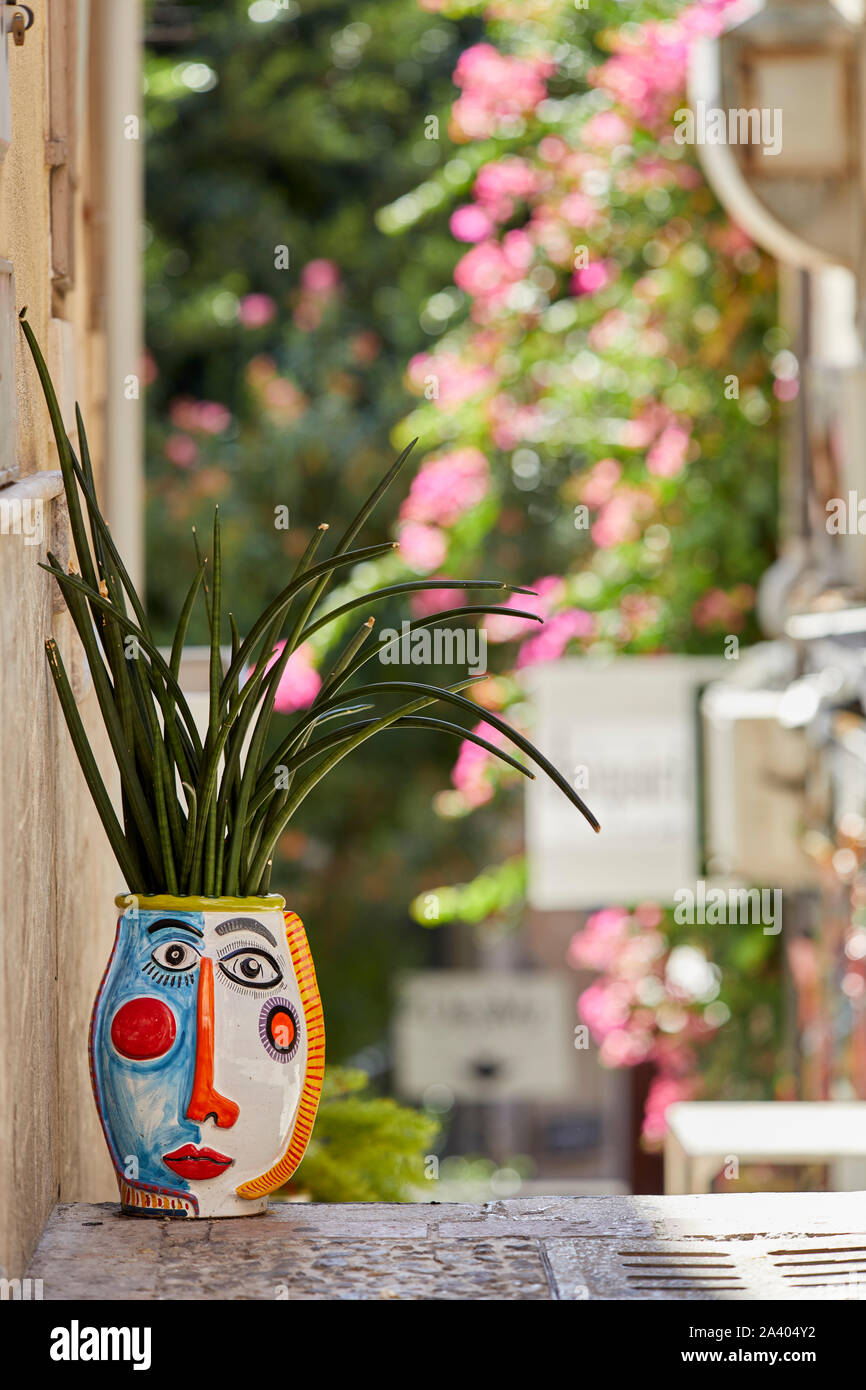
[[524, 656, 724, 909]]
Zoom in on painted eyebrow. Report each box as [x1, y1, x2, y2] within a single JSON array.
[[215, 918, 277, 947], [147, 918, 204, 938]]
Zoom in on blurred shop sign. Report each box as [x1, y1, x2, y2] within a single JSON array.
[[524, 656, 723, 909], [702, 681, 818, 890], [393, 970, 575, 1103]]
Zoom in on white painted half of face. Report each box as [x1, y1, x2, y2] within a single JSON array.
[[188, 910, 306, 1217]]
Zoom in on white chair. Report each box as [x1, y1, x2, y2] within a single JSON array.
[[664, 1101, 866, 1193]]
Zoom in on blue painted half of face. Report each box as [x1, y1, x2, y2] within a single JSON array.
[[92, 907, 205, 1194]]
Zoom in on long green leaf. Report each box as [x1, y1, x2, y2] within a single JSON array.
[[300, 580, 536, 643], [204, 508, 222, 894], [218, 540, 397, 714], [341, 680, 601, 832], [39, 561, 204, 758], [45, 638, 145, 888], [245, 681, 480, 889], [47, 561, 166, 877]]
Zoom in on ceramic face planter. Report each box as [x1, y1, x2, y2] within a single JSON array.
[[89, 896, 324, 1218]]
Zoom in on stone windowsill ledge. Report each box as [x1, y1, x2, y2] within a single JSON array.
[[25, 1191, 866, 1301], [0, 469, 64, 504]]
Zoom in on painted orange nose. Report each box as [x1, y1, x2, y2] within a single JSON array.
[[186, 957, 239, 1128]]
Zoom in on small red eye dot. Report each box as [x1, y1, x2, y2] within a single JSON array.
[[269, 1009, 295, 1051], [110, 996, 176, 1060]]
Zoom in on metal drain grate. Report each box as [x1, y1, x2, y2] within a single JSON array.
[[620, 1248, 745, 1294], [544, 1222, 866, 1300], [770, 1244, 866, 1292]]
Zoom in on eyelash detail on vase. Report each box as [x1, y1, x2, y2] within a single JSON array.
[[141, 961, 195, 988]]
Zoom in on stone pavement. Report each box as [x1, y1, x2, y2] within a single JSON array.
[[26, 1191, 866, 1300]]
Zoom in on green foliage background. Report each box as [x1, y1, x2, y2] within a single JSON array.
[[144, 0, 782, 1189]]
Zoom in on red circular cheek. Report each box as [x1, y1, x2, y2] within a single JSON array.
[[110, 997, 176, 1060]]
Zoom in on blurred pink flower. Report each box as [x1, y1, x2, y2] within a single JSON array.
[[532, 210, 579, 266], [350, 330, 381, 365], [301, 259, 340, 294], [588, 308, 629, 352], [591, 489, 653, 548], [452, 44, 553, 140], [622, 401, 672, 448], [590, 1, 734, 131], [452, 719, 509, 806], [450, 205, 495, 243], [712, 221, 755, 258], [263, 376, 307, 423], [601, 1027, 654, 1068], [583, 110, 632, 148], [473, 157, 542, 221], [642, 1073, 698, 1145], [515, 608, 594, 668], [558, 191, 600, 229], [579, 458, 622, 508], [399, 447, 490, 527], [692, 585, 754, 633], [620, 593, 663, 640], [578, 979, 633, 1041], [397, 522, 448, 573], [634, 902, 664, 929], [773, 377, 799, 402], [454, 240, 514, 300], [407, 351, 494, 407], [568, 908, 631, 971], [294, 259, 341, 331], [409, 586, 466, 619], [571, 259, 615, 296], [245, 355, 308, 423], [647, 424, 691, 478], [486, 394, 545, 450], [486, 575, 564, 642], [164, 433, 198, 468], [169, 398, 232, 435], [238, 293, 277, 329], [256, 640, 321, 714], [453, 228, 535, 321]]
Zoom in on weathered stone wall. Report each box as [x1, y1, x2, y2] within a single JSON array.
[[0, 2, 125, 1279]]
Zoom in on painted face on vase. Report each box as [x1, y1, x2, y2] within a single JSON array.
[[90, 901, 324, 1217]]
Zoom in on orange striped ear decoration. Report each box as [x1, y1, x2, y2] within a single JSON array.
[[236, 911, 325, 1200]]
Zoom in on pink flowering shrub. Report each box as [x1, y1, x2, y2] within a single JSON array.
[[397, 521, 448, 573], [399, 448, 490, 528], [376, 0, 779, 1135], [169, 398, 232, 435], [294, 258, 341, 331], [452, 720, 511, 807], [253, 640, 322, 714], [406, 351, 494, 408], [451, 44, 554, 141], [569, 905, 722, 1144], [238, 293, 277, 329]]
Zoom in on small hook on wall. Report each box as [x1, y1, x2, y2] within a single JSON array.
[[2, 5, 34, 46]]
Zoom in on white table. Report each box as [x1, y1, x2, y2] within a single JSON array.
[[665, 1101, 866, 1194]]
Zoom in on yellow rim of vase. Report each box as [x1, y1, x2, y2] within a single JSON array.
[[115, 892, 287, 911]]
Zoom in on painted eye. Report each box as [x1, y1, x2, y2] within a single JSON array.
[[151, 941, 199, 972], [219, 947, 283, 990], [259, 998, 301, 1062]]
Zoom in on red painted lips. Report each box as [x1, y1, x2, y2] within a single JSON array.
[[163, 1145, 233, 1180]]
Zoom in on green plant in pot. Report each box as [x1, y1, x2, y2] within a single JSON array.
[[21, 310, 599, 1218]]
